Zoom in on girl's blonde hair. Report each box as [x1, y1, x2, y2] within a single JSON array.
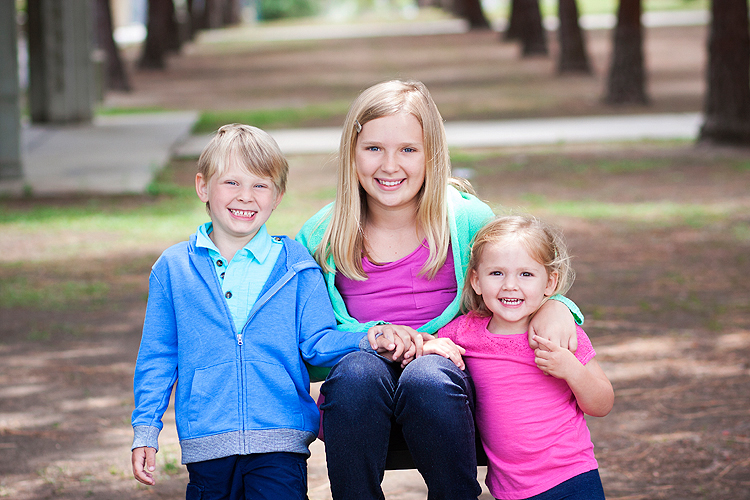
[[197, 124, 288, 212], [315, 79, 468, 280], [461, 214, 575, 316]]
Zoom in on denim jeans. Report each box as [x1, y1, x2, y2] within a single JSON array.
[[511, 469, 605, 500], [321, 351, 482, 500], [185, 453, 308, 500]]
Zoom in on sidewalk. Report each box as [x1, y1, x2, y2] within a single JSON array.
[[1, 112, 702, 197], [176, 112, 703, 157], [1, 111, 197, 197]]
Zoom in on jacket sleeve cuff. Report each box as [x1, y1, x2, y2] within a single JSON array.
[[132, 425, 160, 452], [549, 294, 585, 325]]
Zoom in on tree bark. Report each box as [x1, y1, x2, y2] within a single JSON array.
[[223, 0, 243, 25], [139, 0, 170, 69], [604, 0, 648, 104], [139, 0, 182, 70], [505, 0, 549, 57], [504, 0, 523, 40], [93, 0, 131, 91], [699, 0, 750, 144], [557, 0, 591, 73], [455, 0, 491, 30]]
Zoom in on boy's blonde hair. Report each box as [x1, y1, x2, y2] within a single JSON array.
[[461, 214, 575, 316], [197, 124, 288, 211], [315, 79, 469, 280]]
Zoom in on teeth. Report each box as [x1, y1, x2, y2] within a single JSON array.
[[379, 179, 403, 187], [501, 298, 522, 305], [230, 209, 256, 217]]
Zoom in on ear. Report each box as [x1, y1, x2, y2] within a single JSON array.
[[544, 271, 559, 297], [272, 190, 284, 210], [195, 173, 209, 203], [470, 269, 482, 296]]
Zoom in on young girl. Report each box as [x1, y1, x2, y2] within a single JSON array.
[[433, 215, 614, 500], [296, 80, 585, 500]]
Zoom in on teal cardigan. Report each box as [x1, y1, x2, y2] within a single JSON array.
[[296, 186, 583, 379]]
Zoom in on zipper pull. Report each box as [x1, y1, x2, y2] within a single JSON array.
[[237, 333, 243, 345]]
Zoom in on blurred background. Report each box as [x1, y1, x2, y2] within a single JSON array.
[[1, 0, 749, 499]]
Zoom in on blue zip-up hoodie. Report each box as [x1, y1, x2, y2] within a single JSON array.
[[131, 233, 366, 464]]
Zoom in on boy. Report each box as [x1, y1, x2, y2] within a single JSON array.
[[131, 124, 400, 500]]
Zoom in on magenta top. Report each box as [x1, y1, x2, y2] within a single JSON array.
[[335, 242, 457, 330], [439, 313, 598, 499]]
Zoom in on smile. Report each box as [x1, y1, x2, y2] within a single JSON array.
[[229, 209, 256, 218], [377, 179, 404, 187], [500, 298, 523, 305]]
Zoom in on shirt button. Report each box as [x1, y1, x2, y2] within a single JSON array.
[[217, 260, 223, 267], [220, 272, 225, 279], [225, 291, 232, 299]]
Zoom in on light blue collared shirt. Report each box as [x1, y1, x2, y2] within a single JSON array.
[[196, 222, 283, 332]]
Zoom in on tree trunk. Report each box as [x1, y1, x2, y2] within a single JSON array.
[[699, 0, 750, 144], [504, 0, 523, 40], [456, 0, 491, 30], [203, 0, 226, 29], [223, 0, 242, 25], [139, 0, 172, 69], [516, 0, 548, 56], [604, 0, 648, 104], [93, 0, 131, 91], [557, 0, 591, 73]]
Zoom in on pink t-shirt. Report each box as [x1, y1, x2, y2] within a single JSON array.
[[335, 242, 456, 329], [438, 313, 599, 500]]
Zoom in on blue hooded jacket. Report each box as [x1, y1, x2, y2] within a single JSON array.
[[131, 233, 366, 464]]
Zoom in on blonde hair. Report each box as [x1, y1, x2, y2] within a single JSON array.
[[197, 124, 288, 211], [461, 215, 575, 316], [315, 80, 469, 280]]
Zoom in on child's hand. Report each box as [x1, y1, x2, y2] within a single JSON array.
[[368, 324, 424, 362], [528, 299, 577, 352], [371, 327, 408, 362], [533, 335, 579, 379], [132, 446, 157, 485], [423, 338, 466, 370]]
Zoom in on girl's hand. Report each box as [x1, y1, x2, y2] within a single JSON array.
[[533, 335, 578, 378], [372, 328, 408, 362], [132, 446, 157, 485], [528, 299, 577, 352], [534, 337, 614, 417], [368, 324, 424, 362], [422, 338, 467, 371]]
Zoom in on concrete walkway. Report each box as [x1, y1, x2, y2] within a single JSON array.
[[1, 111, 197, 197], [177, 112, 703, 157], [1, 111, 702, 197]]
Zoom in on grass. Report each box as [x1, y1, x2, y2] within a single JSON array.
[[192, 102, 351, 134]]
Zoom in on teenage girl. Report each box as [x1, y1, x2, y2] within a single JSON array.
[[296, 80, 584, 500], [433, 214, 614, 500]]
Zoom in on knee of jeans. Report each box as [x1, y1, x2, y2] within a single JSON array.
[[322, 352, 393, 400], [398, 354, 470, 398]]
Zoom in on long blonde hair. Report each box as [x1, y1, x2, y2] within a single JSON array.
[[315, 80, 466, 280], [461, 215, 575, 316]]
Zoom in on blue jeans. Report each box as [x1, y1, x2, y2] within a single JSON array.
[[321, 352, 482, 500], [185, 453, 308, 500], [512, 469, 605, 500]]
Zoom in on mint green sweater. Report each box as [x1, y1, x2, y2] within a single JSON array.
[[295, 186, 582, 380]]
